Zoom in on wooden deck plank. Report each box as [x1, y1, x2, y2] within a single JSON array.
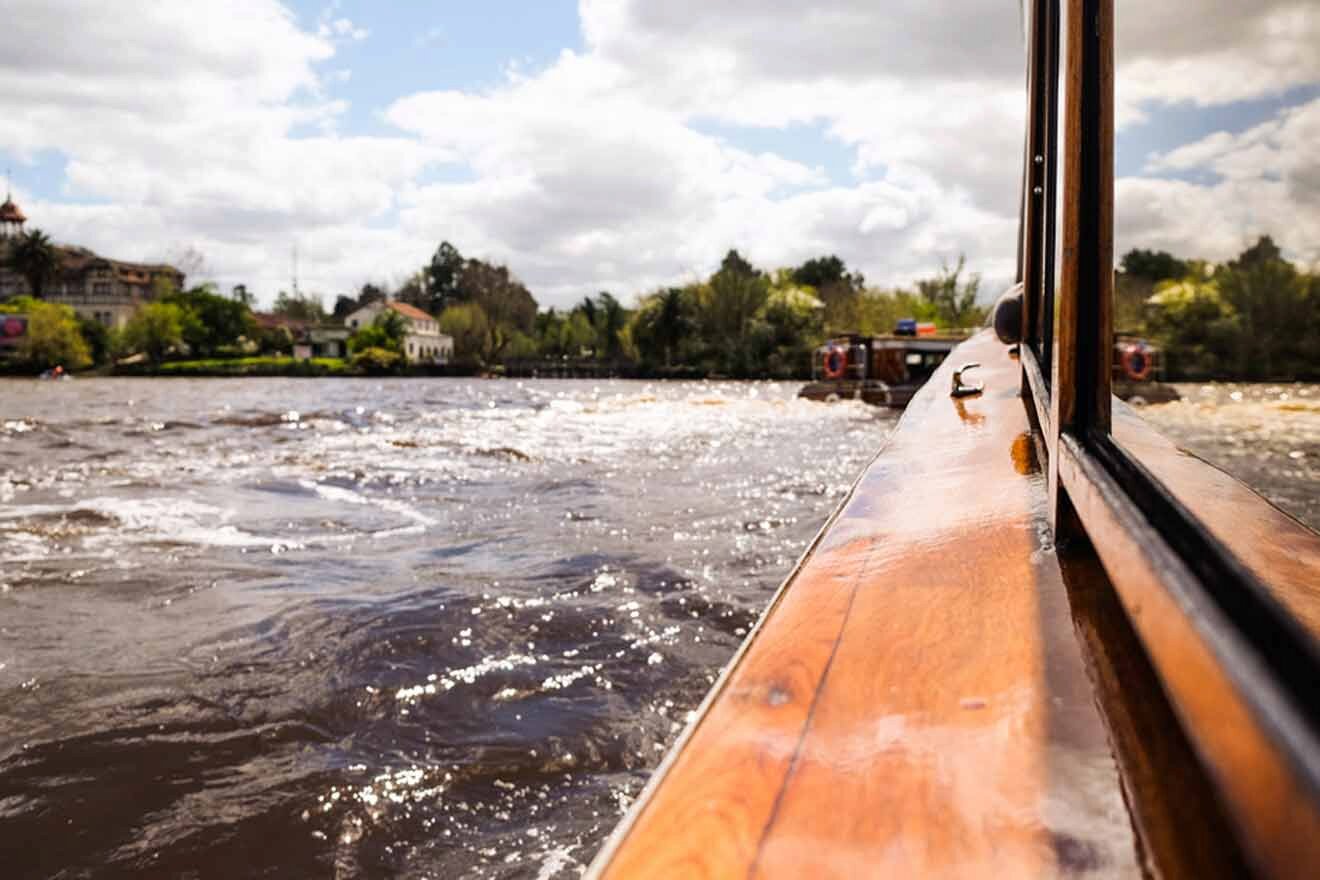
[[591, 332, 1140, 878], [595, 539, 870, 877]]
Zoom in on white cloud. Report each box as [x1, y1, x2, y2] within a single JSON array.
[[0, 0, 434, 301], [1115, 1, 1320, 125], [319, 17, 369, 42], [381, 2, 1031, 305], [1124, 97, 1320, 266], [1, 0, 1317, 308]]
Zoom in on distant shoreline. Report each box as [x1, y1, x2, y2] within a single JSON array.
[[0, 356, 801, 381]]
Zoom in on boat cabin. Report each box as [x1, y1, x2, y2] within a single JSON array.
[[802, 328, 966, 407]]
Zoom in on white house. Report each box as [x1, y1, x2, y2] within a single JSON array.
[[345, 299, 453, 364]]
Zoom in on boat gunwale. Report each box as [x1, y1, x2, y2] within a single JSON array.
[[582, 409, 901, 876]]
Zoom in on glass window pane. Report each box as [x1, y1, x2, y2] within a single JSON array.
[[1110, 0, 1320, 629]]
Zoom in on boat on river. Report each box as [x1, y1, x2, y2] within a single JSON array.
[[802, 328, 1178, 409], [798, 328, 968, 408], [1112, 333, 1180, 404], [590, 1, 1320, 876]]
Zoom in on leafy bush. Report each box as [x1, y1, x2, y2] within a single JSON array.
[[120, 302, 186, 364], [350, 346, 403, 375], [132, 357, 353, 377], [1, 296, 92, 371], [439, 302, 491, 365], [348, 309, 406, 355]]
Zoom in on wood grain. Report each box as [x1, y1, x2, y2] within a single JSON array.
[[1058, 434, 1320, 878], [1056, 539, 1250, 879], [1089, 0, 1115, 433], [1112, 402, 1320, 639], [1047, 0, 1079, 531], [590, 332, 1141, 878], [1019, 0, 1048, 346]]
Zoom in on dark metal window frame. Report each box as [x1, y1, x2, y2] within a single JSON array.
[[1017, 0, 1320, 870]]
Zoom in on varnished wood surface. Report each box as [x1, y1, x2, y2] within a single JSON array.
[[589, 331, 1141, 878], [1090, 0, 1115, 433], [1046, 0, 1077, 532], [1112, 403, 1320, 639], [1057, 434, 1320, 878], [1055, 540, 1251, 879], [1019, 0, 1048, 336]]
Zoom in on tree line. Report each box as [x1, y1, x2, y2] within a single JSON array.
[[5, 225, 1317, 380], [1116, 236, 1320, 381], [316, 242, 988, 379]]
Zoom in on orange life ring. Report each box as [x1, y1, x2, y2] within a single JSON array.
[[822, 347, 846, 380], [1121, 343, 1153, 382]]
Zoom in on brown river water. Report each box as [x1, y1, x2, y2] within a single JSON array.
[[1, 378, 1317, 878], [0, 378, 885, 878]]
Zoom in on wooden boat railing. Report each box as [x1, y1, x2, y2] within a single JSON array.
[[589, 1, 1320, 876]]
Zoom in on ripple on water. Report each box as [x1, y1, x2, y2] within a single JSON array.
[[0, 377, 888, 877]]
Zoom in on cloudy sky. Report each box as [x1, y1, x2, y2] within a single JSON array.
[[1, 0, 1317, 309]]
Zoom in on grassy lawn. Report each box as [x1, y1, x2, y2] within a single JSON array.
[[149, 356, 354, 377]]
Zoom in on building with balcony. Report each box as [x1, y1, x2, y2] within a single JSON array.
[[0, 194, 185, 329]]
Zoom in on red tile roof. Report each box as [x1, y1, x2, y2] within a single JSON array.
[[388, 300, 434, 322]]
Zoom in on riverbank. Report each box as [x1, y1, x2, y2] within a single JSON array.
[[1, 357, 789, 380], [0, 356, 483, 379]]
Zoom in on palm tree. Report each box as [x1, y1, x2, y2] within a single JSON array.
[[633, 288, 690, 367], [593, 291, 627, 361], [653, 288, 688, 366], [10, 229, 59, 298]]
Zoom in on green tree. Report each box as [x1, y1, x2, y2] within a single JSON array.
[[702, 250, 771, 373], [254, 324, 294, 356], [629, 288, 694, 367], [1145, 278, 1237, 379], [534, 308, 566, 357], [1216, 236, 1311, 379], [718, 249, 756, 278], [573, 291, 628, 360], [231, 284, 255, 307], [439, 301, 493, 365], [425, 241, 466, 314], [9, 229, 60, 297], [915, 256, 986, 329], [272, 290, 326, 322], [1120, 248, 1189, 282], [503, 331, 539, 361], [9, 299, 91, 371], [332, 284, 387, 322], [791, 255, 849, 289], [395, 271, 427, 309], [162, 284, 253, 356], [332, 295, 358, 322], [751, 281, 825, 377], [458, 259, 537, 362], [358, 283, 388, 306], [559, 310, 596, 357], [122, 302, 186, 365], [75, 314, 112, 366], [348, 309, 407, 355]]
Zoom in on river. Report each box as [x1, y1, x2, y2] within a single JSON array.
[[1, 378, 1317, 878], [1137, 383, 1320, 531], [0, 378, 885, 878]]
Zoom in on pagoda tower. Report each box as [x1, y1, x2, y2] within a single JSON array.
[[0, 171, 25, 239]]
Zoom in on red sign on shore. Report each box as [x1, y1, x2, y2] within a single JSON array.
[[0, 314, 29, 349]]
